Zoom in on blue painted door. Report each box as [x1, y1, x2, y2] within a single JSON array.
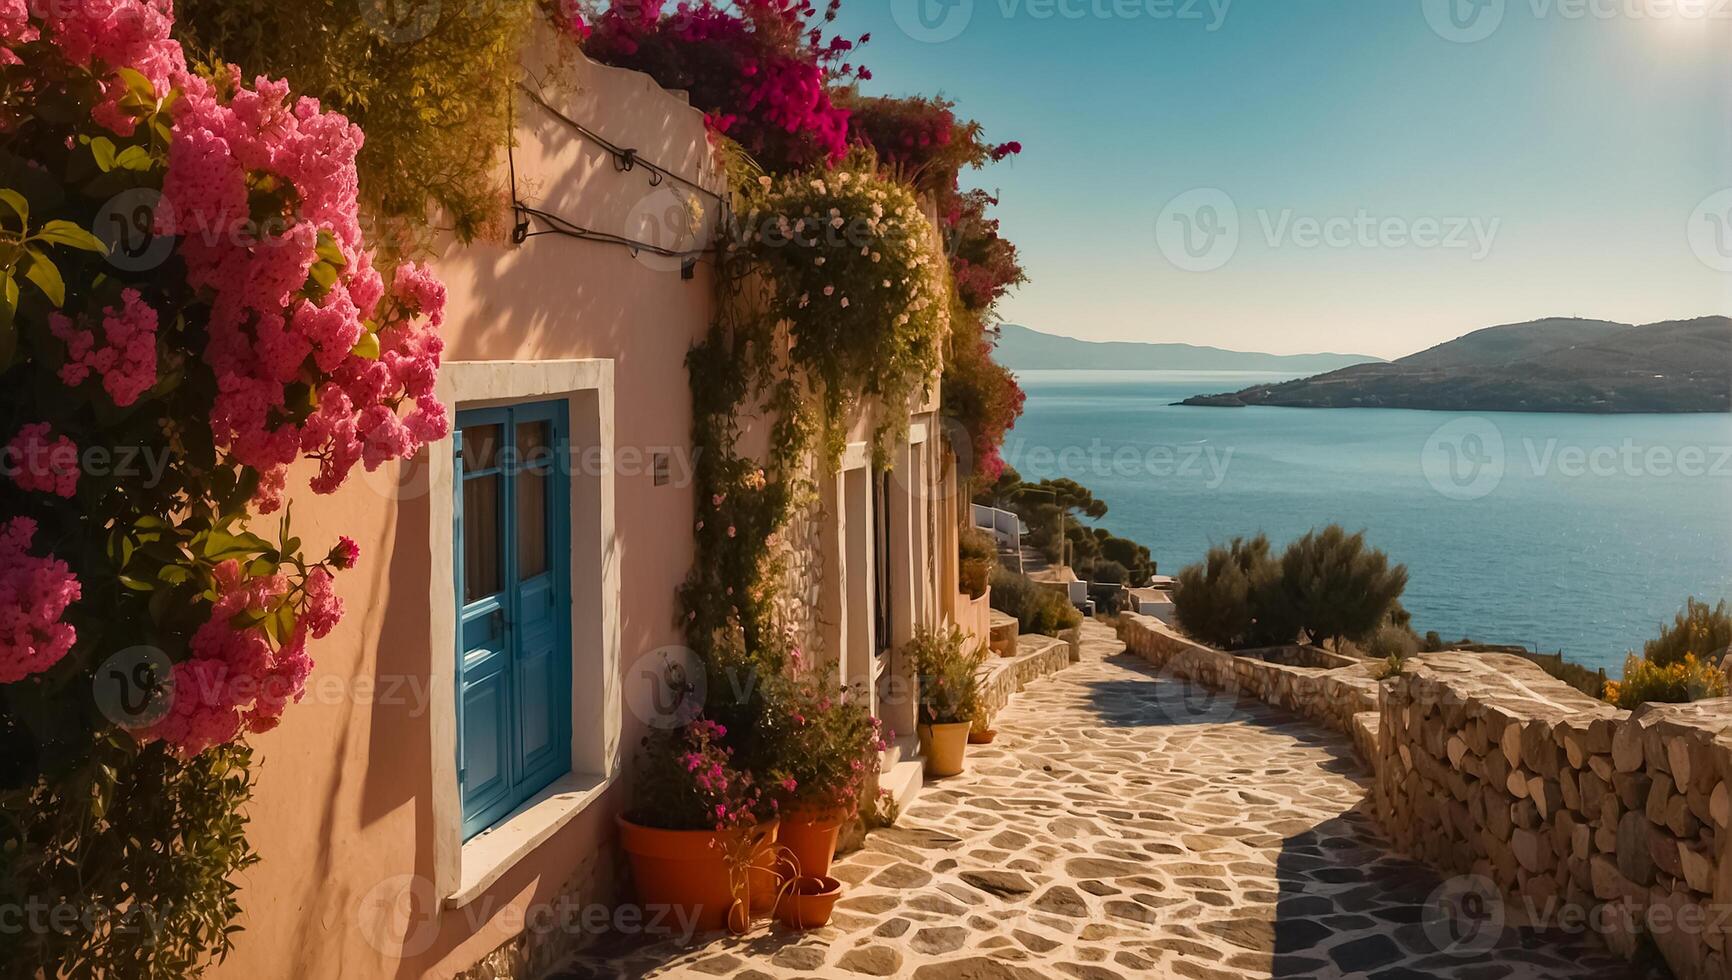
[[455, 401, 572, 839]]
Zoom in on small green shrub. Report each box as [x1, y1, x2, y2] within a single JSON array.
[[1172, 535, 1292, 650], [959, 527, 997, 600], [1364, 624, 1420, 661], [989, 567, 1081, 637], [1275, 525, 1408, 650]]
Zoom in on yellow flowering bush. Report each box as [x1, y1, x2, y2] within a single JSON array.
[[1605, 653, 1727, 709]]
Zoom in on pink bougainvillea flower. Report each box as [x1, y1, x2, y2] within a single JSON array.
[[329, 536, 361, 570], [156, 66, 448, 512], [0, 518, 83, 684], [6, 423, 80, 498], [50, 289, 160, 407]]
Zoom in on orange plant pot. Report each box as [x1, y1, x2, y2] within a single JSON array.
[[617, 815, 760, 934], [774, 875, 843, 930], [919, 722, 970, 778], [747, 820, 782, 914], [780, 808, 846, 879], [968, 728, 998, 745]]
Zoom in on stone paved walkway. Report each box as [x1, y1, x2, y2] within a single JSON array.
[[552, 621, 1649, 980]]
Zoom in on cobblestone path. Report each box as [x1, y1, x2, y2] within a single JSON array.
[[553, 621, 1647, 980]]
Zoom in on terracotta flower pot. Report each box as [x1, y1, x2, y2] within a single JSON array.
[[774, 875, 843, 930], [968, 728, 997, 745], [919, 722, 971, 778], [780, 808, 846, 879], [747, 820, 782, 914], [617, 815, 757, 933]]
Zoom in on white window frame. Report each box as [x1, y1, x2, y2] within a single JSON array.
[[428, 359, 621, 907]]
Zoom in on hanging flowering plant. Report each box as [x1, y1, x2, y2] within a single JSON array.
[[582, 0, 866, 173], [739, 161, 948, 463], [0, 0, 445, 970]]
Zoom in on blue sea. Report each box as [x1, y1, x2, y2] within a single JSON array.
[[1005, 371, 1732, 673]]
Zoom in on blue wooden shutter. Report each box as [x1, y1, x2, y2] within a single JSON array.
[[455, 402, 572, 839]]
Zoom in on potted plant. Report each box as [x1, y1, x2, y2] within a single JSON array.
[[765, 660, 888, 879], [908, 627, 987, 777], [617, 718, 771, 934]]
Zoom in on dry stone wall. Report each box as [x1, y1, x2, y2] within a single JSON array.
[[1117, 613, 1732, 980]]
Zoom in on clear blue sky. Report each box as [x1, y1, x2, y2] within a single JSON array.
[[835, 0, 1732, 358]]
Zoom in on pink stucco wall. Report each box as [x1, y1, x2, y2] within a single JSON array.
[[210, 42, 725, 980]]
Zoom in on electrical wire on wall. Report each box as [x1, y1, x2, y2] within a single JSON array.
[[505, 82, 730, 276]]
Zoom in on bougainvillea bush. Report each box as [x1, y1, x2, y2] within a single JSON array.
[[947, 189, 1026, 313], [841, 93, 1019, 206], [0, 1, 444, 972], [582, 0, 866, 174], [740, 163, 948, 463]]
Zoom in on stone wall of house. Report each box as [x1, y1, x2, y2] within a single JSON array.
[[770, 473, 829, 661], [1116, 613, 1732, 980]]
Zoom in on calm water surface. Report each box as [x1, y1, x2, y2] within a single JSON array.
[[1005, 370, 1732, 672]]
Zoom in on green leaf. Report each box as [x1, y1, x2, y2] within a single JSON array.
[[35, 220, 109, 255], [0, 274, 15, 338], [90, 137, 117, 172], [314, 230, 348, 269], [114, 146, 153, 172], [21, 249, 65, 307], [307, 261, 338, 292], [0, 188, 27, 227], [351, 331, 380, 360], [118, 575, 156, 592], [116, 67, 157, 103], [202, 530, 274, 561]]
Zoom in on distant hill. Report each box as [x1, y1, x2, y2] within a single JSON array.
[[1180, 316, 1732, 414], [993, 323, 1384, 373]]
